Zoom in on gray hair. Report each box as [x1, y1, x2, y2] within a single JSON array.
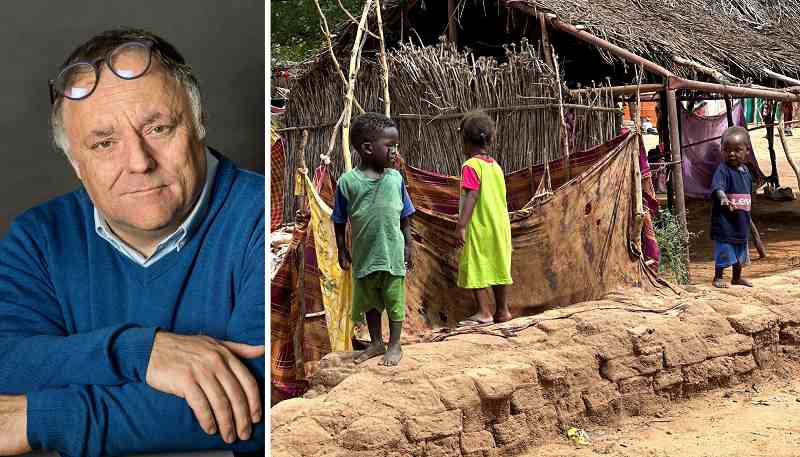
[[50, 28, 207, 157]]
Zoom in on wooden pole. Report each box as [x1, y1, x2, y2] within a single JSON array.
[[553, 48, 570, 179], [666, 89, 688, 236], [374, 0, 390, 117], [293, 130, 309, 378], [724, 95, 734, 127], [538, 12, 554, 70], [341, 0, 373, 171], [447, 0, 458, 44], [766, 101, 780, 187], [313, 0, 365, 114], [778, 117, 800, 191]]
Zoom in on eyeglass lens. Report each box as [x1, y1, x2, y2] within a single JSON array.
[[55, 42, 151, 101]]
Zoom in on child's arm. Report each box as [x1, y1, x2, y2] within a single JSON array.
[[331, 183, 351, 270], [401, 216, 413, 269], [334, 223, 351, 270], [400, 180, 416, 270], [713, 190, 734, 211], [456, 189, 479, 248]]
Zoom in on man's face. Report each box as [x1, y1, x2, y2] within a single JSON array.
[[61, 61, 205, 242], [723, 134, 749, 168]]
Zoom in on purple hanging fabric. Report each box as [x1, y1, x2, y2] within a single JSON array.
[[680, 102, 765, 199]]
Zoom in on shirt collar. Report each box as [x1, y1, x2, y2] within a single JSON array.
[[94, 147, 219, 265]]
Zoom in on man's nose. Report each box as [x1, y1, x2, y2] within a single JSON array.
[[125, 135, 156, 173]]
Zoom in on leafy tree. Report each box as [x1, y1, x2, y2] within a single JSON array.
[[271, 0, 363, 65]]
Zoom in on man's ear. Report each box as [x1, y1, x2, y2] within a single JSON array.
[[362, 141, 373, 155]]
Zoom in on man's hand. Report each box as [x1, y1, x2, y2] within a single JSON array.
[[145, 332, 265, 444], [338, 247, 352, 270], [0, 395, 30, 456]]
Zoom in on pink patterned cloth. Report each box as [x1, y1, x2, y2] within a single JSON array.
[[680, 103, 765, 199]]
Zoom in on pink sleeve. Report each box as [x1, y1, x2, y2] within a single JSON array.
[[461, 164, 480, 190]]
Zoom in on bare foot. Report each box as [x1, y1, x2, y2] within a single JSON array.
[[458, 313, 493, 327], [380, 343, 402, 366], [712, 278, 728, 288], [732, 277, 753, 287], [494, 310, 512, 323], [354, 343, 386, 364]]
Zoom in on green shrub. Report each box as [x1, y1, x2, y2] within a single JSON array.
[[655, 208, 693, 284]]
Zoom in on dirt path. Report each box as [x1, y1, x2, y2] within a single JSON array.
[[529, 362, 800, 457], [643, 130, 800, 286]]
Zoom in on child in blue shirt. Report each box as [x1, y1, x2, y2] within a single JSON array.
[[711, 126, 754, 288]]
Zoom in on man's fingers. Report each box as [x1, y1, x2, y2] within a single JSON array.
[[184, 382, 217, 435], [198, 370, 236, 444], [227, 356, 263, 423], [215, 363, 253, 441], [221, 340, 266, 359]]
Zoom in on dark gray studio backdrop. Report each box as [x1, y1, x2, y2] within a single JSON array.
[[0, 1, 264, 236]]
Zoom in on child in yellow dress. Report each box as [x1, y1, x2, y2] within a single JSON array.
[[455, 111, 513, 326]]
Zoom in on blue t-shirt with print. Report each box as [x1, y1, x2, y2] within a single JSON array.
[[710, 162, 752, 244]]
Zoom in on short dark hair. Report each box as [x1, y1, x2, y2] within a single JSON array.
[[721, 126, 749, 148], [459, 111, 496, 148], [51, 28, 205, 155], [350, 112, 396, 152]]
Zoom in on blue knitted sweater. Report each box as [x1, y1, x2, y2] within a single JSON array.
[[0, 150, 264, 457]]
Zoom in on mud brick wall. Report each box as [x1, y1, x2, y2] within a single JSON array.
[[271, 274, 800, 457]]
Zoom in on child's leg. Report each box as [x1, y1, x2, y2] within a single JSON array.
[[381, 320, 403, 366], [712, 266, 728, 288], [491, 285, 512, 323], [459, 288, 494, 325], [354, 309, 385, 364], [380, 274, 406, 366], [732, 262, 753, 287], [712, 267, 728, 288]]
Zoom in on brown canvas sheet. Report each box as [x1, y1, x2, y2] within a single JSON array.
[[402, 133, 650, 333]]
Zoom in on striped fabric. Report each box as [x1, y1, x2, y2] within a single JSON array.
[[270, 128, 285, 232]]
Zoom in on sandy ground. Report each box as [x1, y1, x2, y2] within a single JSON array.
[[528, 360, 800, 457], [643, 129, 800, 286], [523, 130, 800, 457]]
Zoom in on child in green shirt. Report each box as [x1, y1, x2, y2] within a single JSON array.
[[332, 113, 415, 366]]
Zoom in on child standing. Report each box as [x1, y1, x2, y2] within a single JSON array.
[[455, 111, 513, 325], [711, 126, 754, 288], [332, 113, 414, 366]]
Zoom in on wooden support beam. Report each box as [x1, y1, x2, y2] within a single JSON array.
[[447, 0, 458, 44], [763, 67, 800, 87], [778, 116, 800, 191], [538, 12, 554, 70], [666, 89, 688, 239]]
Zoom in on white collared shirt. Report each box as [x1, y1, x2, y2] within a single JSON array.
[[94, 147, 219, 267]]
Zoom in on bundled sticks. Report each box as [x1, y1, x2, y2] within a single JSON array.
[[281, 39, 620, 219]]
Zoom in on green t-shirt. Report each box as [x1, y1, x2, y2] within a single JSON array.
[[332, 168, 415, 279]]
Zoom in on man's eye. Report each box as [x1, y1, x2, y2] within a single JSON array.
[[152, 125, 173, 135], [92, 140, 114, 150]]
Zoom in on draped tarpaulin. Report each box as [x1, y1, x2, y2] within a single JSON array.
[[401, 132, 659, 333], [299, 169, 355, 353], [680, 102, 765, 199]]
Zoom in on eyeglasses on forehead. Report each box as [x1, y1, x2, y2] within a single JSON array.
[[49, 40, 154, 105]]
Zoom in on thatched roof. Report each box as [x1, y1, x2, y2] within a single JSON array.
[[509, 0, 800, 83], [319, 0, 800, 85]]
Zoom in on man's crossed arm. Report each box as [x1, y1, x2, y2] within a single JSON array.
[[0, 216, 266, 456]]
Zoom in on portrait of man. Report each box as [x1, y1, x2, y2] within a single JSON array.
[[0, 3, 265, 457]]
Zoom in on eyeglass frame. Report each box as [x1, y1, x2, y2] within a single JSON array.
[[48, 39, 155, 105]]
